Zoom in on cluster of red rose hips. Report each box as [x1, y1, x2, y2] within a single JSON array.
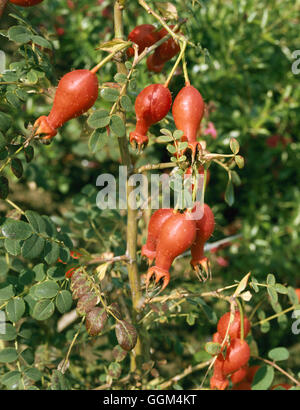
[[209, 310, 254, 390], [127, 24, 180, 73], [142, 204, 215, 291]]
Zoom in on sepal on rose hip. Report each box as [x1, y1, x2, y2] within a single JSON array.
[[190, 256, 211, 281], [146, 266, 170, 292], [33, 115, 57, 141], [129, 131, 149, 151]]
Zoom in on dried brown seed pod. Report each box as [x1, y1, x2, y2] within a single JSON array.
[[85, 307, 108, 336], [108, 302, 122, 320], [115, 320, 138, 351], [76, 291, 98, 316]]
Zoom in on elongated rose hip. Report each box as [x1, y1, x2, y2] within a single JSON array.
[[34, 69, 99, 141], [172, 85, 205, 158], [130, 83, 172, 150], [141, 208, 174, 265], [146, 211, 197, 291]]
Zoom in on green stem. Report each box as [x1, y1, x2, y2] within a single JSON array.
[[164, 41, 187, 88], [252, 305, 298, 327], [113, 0, 144, 372], [90, 43, 130, 74], [182, 51, 190, 85], [236, 298, 244, 341]]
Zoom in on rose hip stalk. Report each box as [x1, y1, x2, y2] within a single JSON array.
[[10, 0, 43, 6], [34, 69, 99, 142], [172, 85, 205, 159], [127, 24, 160, 57], [146, 211, 197, 292], [147, 27, 180, 73], [130, 84, 172, 151], [141, 208, 173, 265], [190, 203, 215, 281]]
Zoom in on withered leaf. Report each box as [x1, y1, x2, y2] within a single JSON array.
[[115, 320, 137, 352], [76, 291, 98, 316], [85, 307, 108, 336]]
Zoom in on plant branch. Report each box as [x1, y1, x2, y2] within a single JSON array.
[[113, 0, 144, 372], [253, 355, 300, 386]]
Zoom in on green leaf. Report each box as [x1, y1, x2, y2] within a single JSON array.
[[250, 277, 259, 293], [267, 286, 278, 304], [267, 274, 276, 285], [268, 347, 289, 362], [160, 128, 172, 136], [167, 144, 177, 154], [88, 128, 108, 153], [231, 170, 241, 186], [31, 35, 52, 49], [229, 137, 240, 154], [186, 312, 196, 326], [24, 145, 34, 163], [4, 238, 21, 256], [287, 287, 299, 305], [100, 87, 119, 102], [235, 155, 244, 169], [6, 92, 20, 108], [0, 323, 17, 341], [56, 290, 73, 313], [8, 26, 32, 44], [1, 371, 21, 389], [225, 179, 234, 206], [0, 348, 18, 363], [21, 234, 45, 259], [26, 70, 38, 84], [114, 73, 127, 84], [5, 298, 25, 322], [0, 176, 9, 199], [34, 281, 59, 299], [47, 265, 66, 281], [205, 342, 222, 356], [274, 284, 288, 295], [32, 300, 55, 321], [44, 241, 60, 265], [20, 348, 34, 365], [33, 263, 47, 282], [110, 114, 126, 137], [0, 112, 12, 132], [120, 95, 133, 111], [18, 269, 35, 286], [10, 158, 23, 179], [24, 367, 42, 381], [173, 130, 184, 139], [25, 210, 46, 234], [252, 365, 274, 390], [2, 219, 33, 240], [0, 285, 15, 301], [88, 109, 110, 129], [156, 135, 173, 143]]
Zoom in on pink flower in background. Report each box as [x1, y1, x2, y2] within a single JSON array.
[[216, 256, 229, 267], [204, 122, 217, 139]]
